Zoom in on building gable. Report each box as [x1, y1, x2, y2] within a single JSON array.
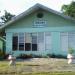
[[0, 3, 75, 30], [5, 8, 75, 30]]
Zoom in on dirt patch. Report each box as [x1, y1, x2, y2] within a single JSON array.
[[15, 58, 75, 72]]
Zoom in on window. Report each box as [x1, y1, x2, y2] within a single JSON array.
[[68, 32, 75, 49], [12, 33, 18, 51], [18, 33, 24, 50], [37, 12, 44, 18], [32, 33, 37, 51], [38, 32, 45, 51], [60, 32, 68, 51], [61, 32, 75, 51], [45, 32, 51, 50], [25, 33, 31, 51], [12, 32, 52, 51]]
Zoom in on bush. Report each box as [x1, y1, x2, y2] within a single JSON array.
[[47, 54, 55, 58], [16, 53, 67, 59], [68, 48, 74, 54], [47, 54, 66, 59], [17, 54, 44, 59], [17, 54, 32, 59], [32, 54, 43, 58]]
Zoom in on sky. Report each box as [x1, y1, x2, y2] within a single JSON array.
[[0, 0, 75, 16]]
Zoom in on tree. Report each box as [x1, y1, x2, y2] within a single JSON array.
[[61, 1, 75, 18], [1, 10, 15, 23]]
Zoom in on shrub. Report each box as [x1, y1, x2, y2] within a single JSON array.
[[17, 54, 32, 59], [68, 48, 74, 54], [47, 54, 56, 58], [16, 53, 67, 59], [47, 53, 66, 59], [32, 54, 43, 58], [17, 54, 47, 59]]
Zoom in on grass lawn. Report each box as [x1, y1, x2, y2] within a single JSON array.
[[0, 72, 74, 75], [17, 72, 75, 75], [0, 58, 75, 75]]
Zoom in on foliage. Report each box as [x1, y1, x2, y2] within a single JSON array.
[[68, 48, 74, 54], [32, 54, 43, 58], [16, 53, 66, 59], [17, 54, 46, 59], [47, 54, 66, 59], [21, 72, 75, 75], [1, 10, 15, 23], [17, 54, 32, 59], [61, 1, 75, 18]]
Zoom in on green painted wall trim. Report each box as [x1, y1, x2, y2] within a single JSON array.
[[5, 26, 75, 33]]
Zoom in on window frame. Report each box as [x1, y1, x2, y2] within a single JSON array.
[[12, 32, 52, 51], [60, 32, 68, 51]]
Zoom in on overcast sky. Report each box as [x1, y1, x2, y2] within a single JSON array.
[[0, 0, 75, 16]]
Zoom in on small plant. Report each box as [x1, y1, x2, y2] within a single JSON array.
[[68, 48, 74, 54]]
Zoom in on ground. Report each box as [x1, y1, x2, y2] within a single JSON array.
[[0, 58, 75, 75]]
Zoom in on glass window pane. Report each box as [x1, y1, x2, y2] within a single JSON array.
[[32, 33, 37, 44], [19, 33, 24, 50], [12, 33, 18, 51], [25, 33, 32, 43], [19, 33, 24, 43], [61, 32, 68, 51], [19, 43, 24, 50], [38, 32, 44, 43], [68, 32, 75, 49], [38, 32, 45, 50], [25, 43, 31, 51], [32, 33, 37, 51], [45, 32, 51, 50], [25, 33, 31, 51]]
